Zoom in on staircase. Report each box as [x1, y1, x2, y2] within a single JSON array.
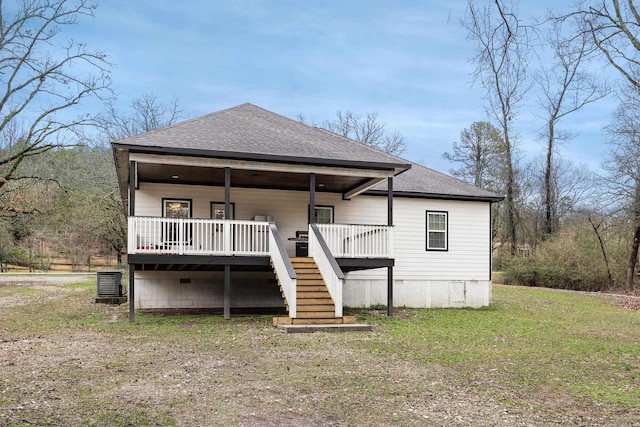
[[291, 257, 336, 324], [273, 257, 355, 326]]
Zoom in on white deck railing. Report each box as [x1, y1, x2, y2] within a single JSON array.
[[128, 217, 270, 256], [316, 223, 393, 258], [269, 223, 296, 317]]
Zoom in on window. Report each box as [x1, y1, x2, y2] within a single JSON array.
[[163, 199, 191, 219], [426, 211, 448, 251], [162, 199, 192, 245], [210, 202, 235, 220], [313, 205, 334, 224]]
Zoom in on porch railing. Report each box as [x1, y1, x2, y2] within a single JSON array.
[[128, 217, 270, 256], [316, 223, 393, 258], [269, 223, 296, 317]]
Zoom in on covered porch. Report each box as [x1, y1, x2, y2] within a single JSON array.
[[116, 148, 405, 323]]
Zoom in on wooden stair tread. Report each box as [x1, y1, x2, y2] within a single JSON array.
[[297, 285, 328, 291], [296, 312, 337, 319], [297, 306, 334, 310], [297, 298, 333, 304], [297, 292, 331, 299]]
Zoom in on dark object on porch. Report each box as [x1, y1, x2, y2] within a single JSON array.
[[292, 230, 308, 257], [96, 270, 127, 304]]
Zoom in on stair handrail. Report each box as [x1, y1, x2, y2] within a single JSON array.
[[269, 223, 296, 317], [309, 223, 344, 318]]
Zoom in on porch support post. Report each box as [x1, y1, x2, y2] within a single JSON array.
[[128, 160, 136, 323], [129, 161, 136, 216], [224, 264, 231, 319], [128, 264, 135, 322], [387, 176, 394, 316], [224, 167, 231, 218], [309, 173, 316, 224]]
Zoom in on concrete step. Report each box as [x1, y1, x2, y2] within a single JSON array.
[[278, 323, 373, 333]]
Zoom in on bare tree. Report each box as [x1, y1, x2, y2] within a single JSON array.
[[443, 121, 504, 189], [535, 19, 608, 237], [465, 0, 530, 255], [320, 110, 407, 156], [0, 0, 112, 215], [560, 0, 640, 288], [100, 94, 183, 142], [570, 0, 640, 90], [92, 95, 185, 260], [523, 155, 596, 242], [604, 85, 640, 289]]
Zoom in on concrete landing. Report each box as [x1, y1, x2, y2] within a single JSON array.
[[277, 323, 372, 333]]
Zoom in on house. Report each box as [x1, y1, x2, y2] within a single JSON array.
[[113, 103, 503, 324]]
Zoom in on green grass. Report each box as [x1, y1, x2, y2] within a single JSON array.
[[2, 280, 640, 425], [350, 285, 640, 407]]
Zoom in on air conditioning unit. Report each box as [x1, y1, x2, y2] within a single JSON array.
[[96, 271, 123, 297]]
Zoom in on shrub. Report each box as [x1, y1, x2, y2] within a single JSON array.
[[503, 226, 629, 292]]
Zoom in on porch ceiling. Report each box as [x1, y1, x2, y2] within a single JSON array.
[[136, 162, 372, 193]]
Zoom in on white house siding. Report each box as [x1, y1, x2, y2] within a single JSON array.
[[133, 183, 492, 309], [340, 196, 492, 308]]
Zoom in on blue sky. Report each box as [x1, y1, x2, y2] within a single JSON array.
[[72, 0, 616, 174]]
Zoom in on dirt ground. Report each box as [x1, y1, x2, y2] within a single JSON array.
[[1, 276, 640, 426]]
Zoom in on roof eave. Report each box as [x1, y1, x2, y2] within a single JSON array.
[[112, 143, 411, 174], [364, 189, 505, 202]]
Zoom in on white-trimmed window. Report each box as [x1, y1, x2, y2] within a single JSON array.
[[426, 211, 448, 251], [313, 205, 334, 224], [162, 199, 192, 245], [211, 202, 235, 220], [163, 199, 191, 219]]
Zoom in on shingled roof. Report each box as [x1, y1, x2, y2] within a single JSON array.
[[114, 103, 409, 170], [368, 162, 503, 201], [113, 103, 503, 202]]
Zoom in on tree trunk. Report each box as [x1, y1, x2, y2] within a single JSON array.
[[504, 131, 517, 256], [589, 217, 613, 288], [625, 225, 640, 290], [544, 123, 554, 237]]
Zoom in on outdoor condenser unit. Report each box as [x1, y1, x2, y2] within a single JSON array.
[[96, 271, 123, 298]]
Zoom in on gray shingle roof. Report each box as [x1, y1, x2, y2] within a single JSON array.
[[114, 103, 503, 201], [114, 103, 407, 168], [370, 162, 503, 201]]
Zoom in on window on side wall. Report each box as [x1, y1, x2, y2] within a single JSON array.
[[314, 205, 334, 224], [211, 202, 235, 220], [426, 211, 448, 251]]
